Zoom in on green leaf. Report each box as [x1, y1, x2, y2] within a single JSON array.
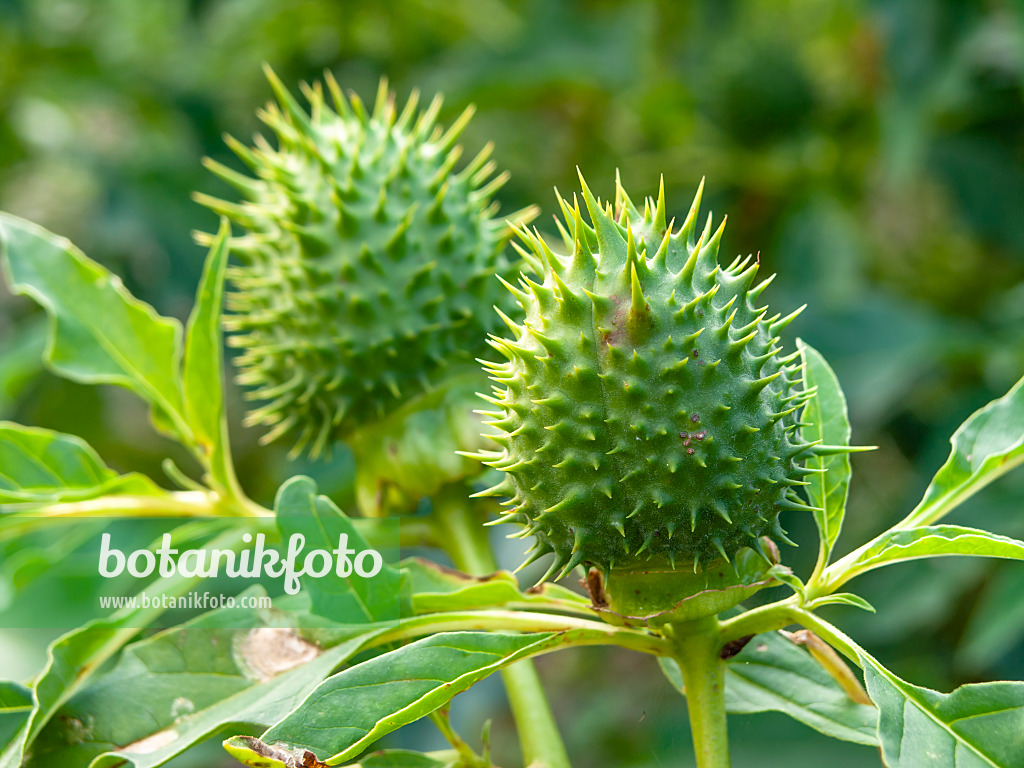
[[0, 684, 31, 751], [275, 476, 408, 623], [403, 558, 594, 615], [861, 651, 1024, 767], [829, 525, 1024, 588], [232, 631, 563, 764], [0, 422, 161, 505], [0, 319, 45, 417], [904, 372, 1024, 527], [0, 213, 190, 443], [660, 630, 878, 746], [0, 528, 240, 768], [345, 751, 457, 768], [26, 595, 378, 768], [798, 339, 853, 565], [805, 593, 876, 613], [0, 618, 139, 768], [182, 218, 234, 487]]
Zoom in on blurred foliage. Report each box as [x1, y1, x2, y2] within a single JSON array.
[[1, 0, 1024, 765]]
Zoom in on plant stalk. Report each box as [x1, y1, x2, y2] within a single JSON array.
[[434, 488, 573, 768], [666, 616, 731, 768]]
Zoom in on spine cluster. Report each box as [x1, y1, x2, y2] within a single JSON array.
[[475, 173, 819, 580], [198, 68, 533, 456]]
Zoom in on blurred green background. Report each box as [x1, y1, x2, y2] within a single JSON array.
[[1, 0, 1023, 765]]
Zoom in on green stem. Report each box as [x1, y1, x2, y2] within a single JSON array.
[[716, 599, 863, 667], [430, 707, 481, 765], [666, 616, 731, 768], [434, 488, 573, 768], [717, 596, 800, 645]]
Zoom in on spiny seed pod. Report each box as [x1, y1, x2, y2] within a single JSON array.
[[196, 67, 535, 457], [474, 172, 822, 582]]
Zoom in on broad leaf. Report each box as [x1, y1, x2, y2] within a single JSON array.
[[403, 558, 593, 615], [182, 218, 234, 487], [0, 684, 31, 751], [0, 319, 45, 416], [275, 476, 407, 623], [798, 339, 853, 564], [0, 618, 140, 768], [0, 214, 190, 443], [861, 652, 1024, 767], [0, 422, 161, 505], [26, 595, 377, 768], [230, 631, 563, 764], [0, 529, 240, 768], [660, 630, 878, 746], [828, 525, 1024, 589], [904, 372, 1024, 527]]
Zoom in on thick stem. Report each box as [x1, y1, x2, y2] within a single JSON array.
[[434, 489, 573, 768], [666, 616, 731, 768]]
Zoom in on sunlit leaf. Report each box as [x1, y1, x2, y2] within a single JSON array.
[[26, 594, 377, 768], [182, 218, 234, 487], [798, 339, 853, 564], [0, 422, 161, 506], [827, 525, 1024, 589], [0, 214, 190, 443], [0, 530, 239, 768], [275, 476, 408, 623], [904, 373, 1024, 527], [0, 684, 31, 752], [230, 631, 565, 764], [862, 651, 1024, 767]]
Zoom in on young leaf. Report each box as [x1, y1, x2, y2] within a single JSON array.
[[861, 651, 1024, 767], [903, 372, 1024, 527], [231, 631, 564, 764], [275, 476, 409, 623], [805, 593, 876, 613], [825, 525, 1024, 591], [0, 214, 191, 444], [797, 339, 854, 570], [182, 218, 234, 488], [0, 422, 161, 505], [27, 595, 378, 768], [659, 630, 878, 746]]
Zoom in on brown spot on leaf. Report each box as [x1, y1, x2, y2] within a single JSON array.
[[237, 628, 320, 682]]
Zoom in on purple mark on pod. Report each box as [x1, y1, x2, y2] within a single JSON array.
[[690, 413, 700, 424]]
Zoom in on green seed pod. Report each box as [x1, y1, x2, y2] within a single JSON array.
[[197, 67, 535, 457], [475, 172, 820, 583]]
